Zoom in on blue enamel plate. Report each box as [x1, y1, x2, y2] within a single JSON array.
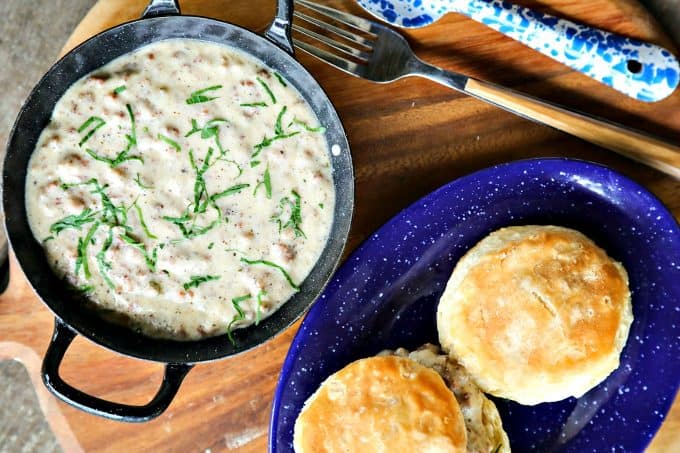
[[269, 158, 680, 452]]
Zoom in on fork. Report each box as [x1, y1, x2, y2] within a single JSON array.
[[292, 0, 680, 179]]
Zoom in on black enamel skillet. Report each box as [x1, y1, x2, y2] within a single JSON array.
[[2, 0, 353, 422]]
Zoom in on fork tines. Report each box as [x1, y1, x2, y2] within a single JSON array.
[[295, 0, 379, 36], [293, 0, 380, 73]]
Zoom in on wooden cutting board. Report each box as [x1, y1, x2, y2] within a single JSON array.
[[1, 0, 679, 451]]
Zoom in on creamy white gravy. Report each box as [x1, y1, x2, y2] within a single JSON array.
[[26, 39, 334, 341]]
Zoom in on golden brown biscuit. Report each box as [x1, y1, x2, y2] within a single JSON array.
[[437, 225, 633, 405], [293, 356, 468, 453], [379, 344, 511, 453]]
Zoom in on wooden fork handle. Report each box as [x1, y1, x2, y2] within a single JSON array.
[[465, 78, 680, 179]]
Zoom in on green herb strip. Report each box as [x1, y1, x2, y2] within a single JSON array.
[[113, 85, 126, 95], [240, 258, 299, 291], [89, 180, 127, 226], [75, 222, 100, 278], [275, 106, 287, 136], [292, 118, 326, 133], [275, 190, 306, 238], [163, 210, 220, 240], [60, 178, 127, 227], [119, 233, 157, 271], [253, 165, 272, 199], [209, 183, 250, 203], [50, 208, 98, 234], [133, 202, 158, 239], [77, 116, 106, 147], [240, 102, 267, 108], [274, 72, 287, 87], [134, 173, 154, 189], [227, 294, 251, 344], [185, 118, 229, 155], [255, 290, 267, 325], [85, 104, 142, 167], [208, 242, 214, 250], [77, 285, 94, 293], [183, 275, 220, 290], [158, 133, 181, 152], [96, 227, 115, 289], [86, 148, 144, 167], [251, 106, 300, 163], [186, 85, 222, 104], [189, 147, 213, 213], [252, 132, 299, 160], [257, 77, 276, 104]]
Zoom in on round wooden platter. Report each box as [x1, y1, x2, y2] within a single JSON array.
[[1, 0, 679, 451]]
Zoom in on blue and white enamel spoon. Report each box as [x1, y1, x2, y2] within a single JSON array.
[[356, 0, 680, 102]]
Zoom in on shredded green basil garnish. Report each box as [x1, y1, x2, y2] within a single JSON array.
[[43, 236, 55, 243], [251, 132, 299, 160], [189, 147, 213, 213], [250, 160, 261, 168], [134, 173, 154, 189], [253, 165, 272, 199], [96, 227, 115, 289], [113, 85, 126, 95], [50, 208, 98, 234], [77, 285, 94, 293], [318, 203, 324, 209], [274, 72, 287, 87], [186, 85, 222, 104], [292, 118, 326, 133], [240, 257, 299, 290], [250, 105, 300, 164], [255, 290, 267, 325], [163, 208, 221, 240], [133, 202, 157, 239], [77, 116, 106, 147], [208, 242, 214, 250], [273, 190, 306, 238], [119, 233, 157, 271], [256, 77, 276, 104], [227, 293, 251, 344], [185, 118, 229, 155], [59, 178, 127, 227], [183, 275, 220, 290], [89, 180, 127, 226], [75, 222, 100, 278], [275, 106, 287, 136], [84, 104, 142, 167], [209, 183, 250, 202], [86, 148, 143, 167], [240, 102, 268, 108], [158, 133, 181, 152]]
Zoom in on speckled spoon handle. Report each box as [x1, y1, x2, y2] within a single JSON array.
[[357, 0, 680, 102]]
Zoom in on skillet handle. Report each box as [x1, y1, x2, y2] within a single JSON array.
[[42, 319, 193, 423], [265, 0, 294, 55], [142, 0, 181, 18]]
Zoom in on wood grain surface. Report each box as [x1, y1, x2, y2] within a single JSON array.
[[1, 0, 679, 451]]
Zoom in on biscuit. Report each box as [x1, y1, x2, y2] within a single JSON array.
[[437, 225, 633, 405], [293, 356, 468, 452], [379, 344, 510, 453]]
